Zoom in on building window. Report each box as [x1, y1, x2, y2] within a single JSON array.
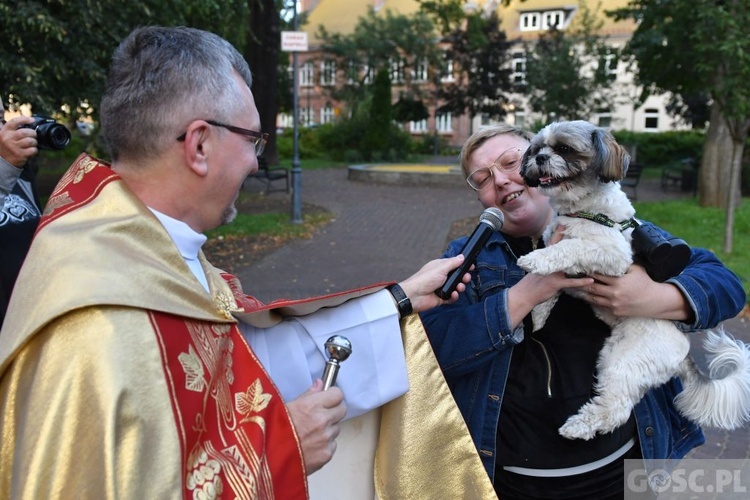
[[602, 52, 618, 80], [644, 108, 659, 130], [511, 51, 527, 85], [300, 62, 314, 87], [440, 59, 455, 83], [390, 57, 405, 84], [514, 111, 526, 128], [542, 10, 564, 29], [320, 105, 335, 124], [413, 58, 429, 82], [597, 110, 612, 128], [520, 12, 540, 31], [362, 64, 373, 84], [436, 113, 453, 133], [300, 106, 315, 127], [410, 119, 428, 134], [320, 60, 336, 86], [277, 113, 293, 129]]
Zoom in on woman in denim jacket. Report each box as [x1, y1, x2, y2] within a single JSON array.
[[420, 124, 746, 500]]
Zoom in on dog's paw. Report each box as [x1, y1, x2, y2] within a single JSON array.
[[559, 414, 599, 441], [517, 254, 544, 274]]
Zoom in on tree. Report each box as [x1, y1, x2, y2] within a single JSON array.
[[245, 0, 282, 165], [610, 0, 750, 253], [523, 1, 618, 123], [316, 9, 443, 120], [439, 10, 513, 123]]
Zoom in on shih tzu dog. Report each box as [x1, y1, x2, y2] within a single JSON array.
[[516, 120, 750, 440]]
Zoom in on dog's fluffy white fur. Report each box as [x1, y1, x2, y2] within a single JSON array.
[[516, 120, 750, 440]]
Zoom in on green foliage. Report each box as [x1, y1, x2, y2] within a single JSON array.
[[362, 68, 393, 157], [276, 126, 328, 159], [611, 130, 705, 167], [610, 1, 750, 124], [316, 9, 442, 115], [0, 1, 249, 121], [524, 1, 616, 122], [439, 11, 513, 120], [633, 198, 750, 299]]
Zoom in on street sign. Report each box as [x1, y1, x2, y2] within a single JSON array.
[[281, 31, 308, 52]]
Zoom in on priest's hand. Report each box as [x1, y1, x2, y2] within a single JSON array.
[[399, 254, 470, 313], [287, 378, 347, 474]]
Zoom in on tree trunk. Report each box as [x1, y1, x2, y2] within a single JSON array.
[[699, 104, 735, 208], [246, 0, 280, 165], [722, 117, 750, 254]]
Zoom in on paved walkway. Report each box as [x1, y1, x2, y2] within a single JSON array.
[[235, 165, 749, 460]]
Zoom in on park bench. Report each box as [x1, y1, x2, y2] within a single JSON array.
[[661, 158, 698, 195], [621, 162, 644, 200], [247, 157, 290, 194]]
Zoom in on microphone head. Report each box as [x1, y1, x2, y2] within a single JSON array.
[[479, 207, 504, 231]]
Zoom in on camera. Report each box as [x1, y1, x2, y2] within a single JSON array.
[[21, 116, 71, 150], [631, 221, 691, 282]]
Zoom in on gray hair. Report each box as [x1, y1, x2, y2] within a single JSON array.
[[459, 124, 533, 177], [100, 26, 253, 162]]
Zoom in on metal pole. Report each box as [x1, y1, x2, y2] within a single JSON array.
[[290, 3, 303, 224]]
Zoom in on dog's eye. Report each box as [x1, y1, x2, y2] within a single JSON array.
[[554, 144, 574, 155]]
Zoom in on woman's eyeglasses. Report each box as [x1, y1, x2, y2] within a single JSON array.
[[466, 147, 523, 191]]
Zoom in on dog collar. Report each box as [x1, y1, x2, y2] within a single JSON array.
[[563, 212, 637, 231]]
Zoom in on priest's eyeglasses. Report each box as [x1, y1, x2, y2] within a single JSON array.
[[177, 120, 268, 156], [466, 147, 523, 191]]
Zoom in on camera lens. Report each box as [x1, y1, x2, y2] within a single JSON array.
[[36, 122, 71, 150]]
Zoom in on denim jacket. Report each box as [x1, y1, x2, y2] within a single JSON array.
[[420, 222, 746, 482]]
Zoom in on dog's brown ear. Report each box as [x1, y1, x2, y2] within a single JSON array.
[[592, 129, 630, 182]]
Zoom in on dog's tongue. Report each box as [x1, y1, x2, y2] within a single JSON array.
[[540, 176, 554, 184]]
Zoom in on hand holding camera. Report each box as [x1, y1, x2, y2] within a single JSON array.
[[1, 115, 70, 169], [20, 116, 71, 151]]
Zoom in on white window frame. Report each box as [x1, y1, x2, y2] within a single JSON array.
[[413, 57, 429, 82], [300, 61, 314, 87], [320, 59, 336, 86], [603, 53, 618, 78], [390, 57, 405, 84], [410, 119, 428, 134], [520, 12, 540, 31], [514, 111, 527, 128], [542, 10, 565, 30], [300, 106, 315, 127], [440, 59, 455, 83], [320, 105, 335, 124], [511, 52, 527, 85], [644, 108, 659, 130], [436, 113, 452, 133], [597, 110, 612, 128]]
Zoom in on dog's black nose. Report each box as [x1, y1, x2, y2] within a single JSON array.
[[535, 154, 549, 165]]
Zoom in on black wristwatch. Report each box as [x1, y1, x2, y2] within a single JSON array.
[[387, 283, 413, 318]]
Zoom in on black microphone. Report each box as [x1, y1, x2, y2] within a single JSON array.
[[435, 207, 504, 299]]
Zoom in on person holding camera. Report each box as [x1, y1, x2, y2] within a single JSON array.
[[419, 124, 746, 499], [0, 96, 42, 327]]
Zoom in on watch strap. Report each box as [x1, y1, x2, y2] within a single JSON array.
[[387, 283, 413, 318]]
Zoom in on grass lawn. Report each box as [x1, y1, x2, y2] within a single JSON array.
[[634, 198, 749, 300]]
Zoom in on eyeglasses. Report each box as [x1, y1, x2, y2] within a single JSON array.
[[177, 119, 268, 156], [465, 147, 523, 191]]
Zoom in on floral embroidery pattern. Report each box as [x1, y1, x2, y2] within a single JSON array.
[[179, 345, 207, 392], [235, 379, 272, 426]]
